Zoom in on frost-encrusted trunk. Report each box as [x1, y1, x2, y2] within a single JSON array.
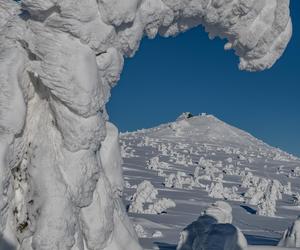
[[0, 0, 292, 249]]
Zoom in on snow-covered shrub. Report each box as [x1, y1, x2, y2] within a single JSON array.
[[129, 180, 158, 213], [124, 180, 137, 189], [292, 193, 300, 205], [256, 180, 283, 217], [245, 178, 270, 205], [283, 182, 292, 195], [164, 171, 196, 190], [208, 182, 243, 202], [152, 230, 163, 238], [133, 224, 149, 238], [291, 167, 300, 177], [145, 198, 176, 214], [121, 142, 138, 158], [241, 172, 259, 188], [147, 156, 169, 170], [257, 195, 276, 217], [208, 182, 225, 199], [129, 180, 175, 214]]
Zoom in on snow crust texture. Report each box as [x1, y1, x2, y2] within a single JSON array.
[[0, 0, 293, 249]]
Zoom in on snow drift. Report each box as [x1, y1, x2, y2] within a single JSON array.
[[0, 0, 293, 249]]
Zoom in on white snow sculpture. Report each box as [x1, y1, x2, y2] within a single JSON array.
[[209, 182, 226, 199], [291, 167, 300, 177], [245, 177, 270, 205], [147, 156, 170, 170], [257, 195, 277, 217], [204, 201, 233, 224], [133, 224, 149, 238], [129, 180, 176, 214], [292, 193, 300, 206], [256, 180, 282, 217], [0, 0, 293, 249], [128, 180, 158, 213], [164, 171, 198, 190], [152, 230, 163, 238], [176, 201, 247, 250], [164, 173, 177, 188], [145, 197, 176, 214], [208, 182, 242, 202], [278, 216, 300, 248]]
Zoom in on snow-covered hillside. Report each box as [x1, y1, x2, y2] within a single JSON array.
[[120, 113, 300, 250]]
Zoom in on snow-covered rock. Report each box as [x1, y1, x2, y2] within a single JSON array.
[[278, 216, 300, 247], [204, 201, 233, 224], [176, 201, 247, 250]]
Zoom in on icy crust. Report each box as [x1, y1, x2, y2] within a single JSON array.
[[0, 0, 293, 249]]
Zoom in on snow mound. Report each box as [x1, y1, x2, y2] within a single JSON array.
[[278, 216, 300, 248], [133, 224, 149, 238], [129, 180, 158, 213], [129, 180, 176, 214], [176, 201, 247, 250]]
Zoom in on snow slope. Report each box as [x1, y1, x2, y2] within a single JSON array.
[[121, 113, 300, 250]]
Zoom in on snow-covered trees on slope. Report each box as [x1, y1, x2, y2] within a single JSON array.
[[0, 0, 293, 249]]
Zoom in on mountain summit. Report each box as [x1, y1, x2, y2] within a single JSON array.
[[125, 113, 296, 162]]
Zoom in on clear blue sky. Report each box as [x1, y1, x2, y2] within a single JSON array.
[[108, 1, 300, 157]]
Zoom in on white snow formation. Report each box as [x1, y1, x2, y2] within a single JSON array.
[[0, 0, 293, 249], [176, 201, 248, 250], [129, 180, 176, 214], [278, 216, 300, 248]]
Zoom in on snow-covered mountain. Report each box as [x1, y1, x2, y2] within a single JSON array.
[[120, 113, 300, 250], [130, 113, 294, 155]]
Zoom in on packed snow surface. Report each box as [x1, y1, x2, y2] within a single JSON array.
[[121, 114, 300, 250]]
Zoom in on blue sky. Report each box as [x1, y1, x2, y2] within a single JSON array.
[[108, 1, 300, 157]]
